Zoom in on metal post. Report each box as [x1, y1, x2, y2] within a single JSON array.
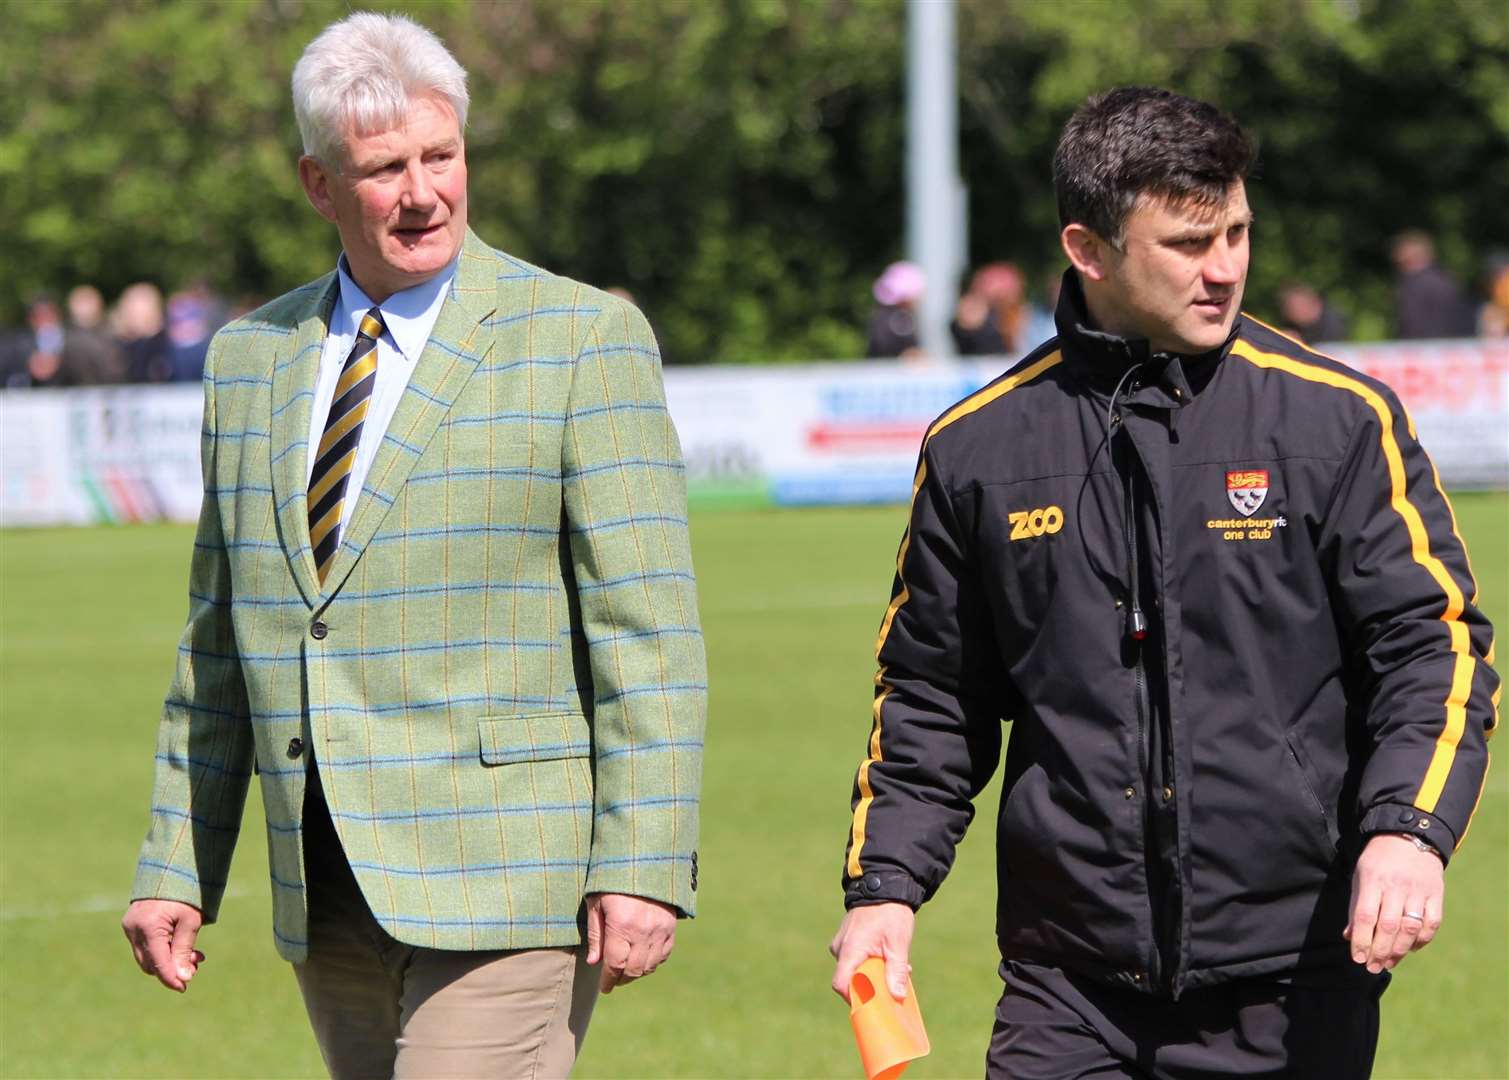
[[906, 0, 965, 360]]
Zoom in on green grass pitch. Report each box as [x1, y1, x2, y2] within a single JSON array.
[[2, 495, 1504, 1077]]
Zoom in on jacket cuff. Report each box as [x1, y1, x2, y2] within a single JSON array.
[[844, 869, 926, 910], [129, 876, 219, 924], [1358, 802, 1456, 865], [584, 849, 698, 919]]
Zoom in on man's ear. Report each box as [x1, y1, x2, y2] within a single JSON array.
[[1061, 223, 1113, 283], [298, 156, 339, 223]]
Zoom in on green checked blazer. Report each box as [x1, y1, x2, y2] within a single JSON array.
[[131, 230, 706, 963]]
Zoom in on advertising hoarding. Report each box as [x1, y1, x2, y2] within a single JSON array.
[[2, 340, 1504, 527]]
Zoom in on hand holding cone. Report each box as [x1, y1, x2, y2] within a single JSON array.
[[848, 956, 930, 1080]]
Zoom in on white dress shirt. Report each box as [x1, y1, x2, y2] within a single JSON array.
[[305, 255, 457, 537]]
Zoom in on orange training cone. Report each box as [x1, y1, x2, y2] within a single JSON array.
[[848, 956, 930, 1080]]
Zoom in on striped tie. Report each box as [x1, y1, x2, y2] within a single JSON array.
[[308, 307, 384, 583]]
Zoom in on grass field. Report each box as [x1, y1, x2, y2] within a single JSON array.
[[2, 495, 1505, 1078]]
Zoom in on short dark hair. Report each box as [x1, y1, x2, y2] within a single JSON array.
[[1053, 87, 1256, 247]]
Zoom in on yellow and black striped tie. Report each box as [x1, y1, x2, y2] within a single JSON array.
[[308, 307, 384, 583]]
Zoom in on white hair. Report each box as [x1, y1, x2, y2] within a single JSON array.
[[292, 11, 469, 169]]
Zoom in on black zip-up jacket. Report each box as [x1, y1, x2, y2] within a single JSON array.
[[843, 274, 1498, 996]]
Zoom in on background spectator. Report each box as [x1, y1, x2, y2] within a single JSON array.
[[950, 262, 1050, 356], [62, 284, 127, 385], [23, 296, 67, 388], [165, 281, 227, 382], [0, 325, 29, 387], [1392, 230, 1476, 339], [1278, 282, 1348, 345], [1477, 254, 1509, 338], [866, 261, 926, 360], [112, 282, 172, 383]]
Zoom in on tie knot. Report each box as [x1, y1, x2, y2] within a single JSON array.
[[358, 307, 385, 342]]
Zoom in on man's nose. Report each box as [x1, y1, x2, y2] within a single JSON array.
[[399, 161, 437, 211], [1204, 239, 1244, 286]]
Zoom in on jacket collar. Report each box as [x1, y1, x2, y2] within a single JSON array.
[[268, 229, 498, 608], [1052, 269, 1239, 408]]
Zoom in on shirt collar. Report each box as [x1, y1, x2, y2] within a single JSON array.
[[1051, 268, 1236, 404], [333, 254, 459, 364]]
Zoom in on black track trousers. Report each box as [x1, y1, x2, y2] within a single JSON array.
[[988, 960, 1387, 1080]]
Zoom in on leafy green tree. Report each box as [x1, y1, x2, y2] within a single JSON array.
[[3, 0, 1505, 361], [3, 0, 905, 362], [957, 0, 1509, 338]]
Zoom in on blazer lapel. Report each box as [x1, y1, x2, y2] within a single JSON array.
[[268, 275, 338, 608], [318, 234, 499, 600]]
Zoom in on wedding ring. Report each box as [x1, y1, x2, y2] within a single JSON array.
[[1402, 910, 1425, 921]]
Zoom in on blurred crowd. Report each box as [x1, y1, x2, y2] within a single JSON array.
[[865, 230, 1509, 361], [0, 282, 258, 389], [3, 229, 1506, 385]]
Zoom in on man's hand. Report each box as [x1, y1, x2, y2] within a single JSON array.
[[829, 902, 915, 1003], [1344, 833, 1445, 974], [584, 893, 677, 994], [121, 899, 205, 992]]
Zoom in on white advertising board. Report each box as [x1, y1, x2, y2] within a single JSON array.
[[1, 384, 204, 526], [665, 339, 1509, 506], [1, 340, 1504, 526]]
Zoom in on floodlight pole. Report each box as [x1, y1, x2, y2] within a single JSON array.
[[906, 0, 965, 361]]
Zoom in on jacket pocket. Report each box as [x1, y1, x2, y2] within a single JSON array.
[[479, 712, 591, 766], [1284, 732, 1341, 857]]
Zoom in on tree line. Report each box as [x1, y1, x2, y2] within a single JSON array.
[[3, 0, 1506, 362]]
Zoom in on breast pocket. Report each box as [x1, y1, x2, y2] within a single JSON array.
[[438, 417, 562, 527], [438, 419, 540, 483]]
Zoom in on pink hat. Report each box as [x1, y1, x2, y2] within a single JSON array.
[[873, 261, 926, 306]]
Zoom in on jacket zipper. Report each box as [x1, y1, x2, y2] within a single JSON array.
[[1117, 426, 1161, 987], [1133, 454, 1182, 993], [1127, 507, 1159, 986]]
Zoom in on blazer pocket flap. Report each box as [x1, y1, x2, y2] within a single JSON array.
[[479, 713, 591, 766]]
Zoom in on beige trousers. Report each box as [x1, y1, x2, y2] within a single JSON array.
[[295, 775, 598, 1079]]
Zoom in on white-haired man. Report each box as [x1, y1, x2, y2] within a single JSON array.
[[121, 13, 706, 1077]]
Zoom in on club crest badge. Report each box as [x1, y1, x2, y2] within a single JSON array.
[[1226, 470, 1269, 516]]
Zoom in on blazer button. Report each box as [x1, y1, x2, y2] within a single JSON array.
[[310, 620, 328, 640], [287, 737, 304, 759]]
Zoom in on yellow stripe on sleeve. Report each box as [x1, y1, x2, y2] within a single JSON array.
[[1230, 337, 1483, 815], [846, 351, 1063, 879]]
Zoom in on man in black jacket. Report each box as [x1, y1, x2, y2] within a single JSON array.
[[830, 87, 1498, 1078]]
